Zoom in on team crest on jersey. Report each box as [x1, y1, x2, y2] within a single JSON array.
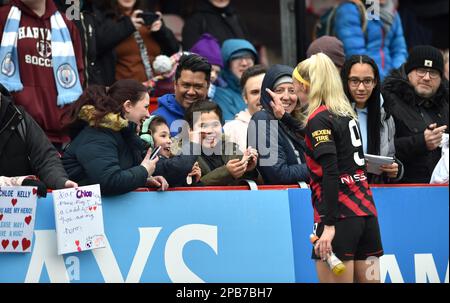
[[1, 53, 15, 77], [56, 64, 77, 88], [36, 40, 52, 58]]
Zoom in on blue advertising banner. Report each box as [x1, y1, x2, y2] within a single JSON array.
[[0, 186, 448, 283], [0, 190, 296, 283], [288, 186, 449, 283]]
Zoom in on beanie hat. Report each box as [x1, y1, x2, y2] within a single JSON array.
[[274, 76, 293, 89], [190, 33, 224, 68], [405, 45, 444, 76], [307, 36, 345, 68]]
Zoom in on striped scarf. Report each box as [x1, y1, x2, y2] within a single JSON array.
[[0, 6, 82, 106]]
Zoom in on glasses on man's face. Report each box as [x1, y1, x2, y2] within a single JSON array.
[[415, 68, 440, 79], [348, 77, 376, 88]]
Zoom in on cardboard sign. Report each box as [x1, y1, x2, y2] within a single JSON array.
[[0, 186, 38, 253], [53, 184, 106, 255]]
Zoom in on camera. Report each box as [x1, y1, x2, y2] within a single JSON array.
[[138, 12, 160, 26]]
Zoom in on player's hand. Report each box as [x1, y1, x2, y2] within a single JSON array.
[[315, 225, 335, 261]]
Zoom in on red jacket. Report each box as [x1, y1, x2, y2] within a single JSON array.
[[0, 0, 84, 143]]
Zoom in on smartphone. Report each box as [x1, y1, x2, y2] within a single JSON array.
[[138, 12, 160, 26], [150, 146, 162, 160]]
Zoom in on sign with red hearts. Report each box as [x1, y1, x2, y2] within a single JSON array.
[[53, 184, 105, 255], [0, 186, 38, 253]]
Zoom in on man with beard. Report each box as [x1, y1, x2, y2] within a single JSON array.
[[382, 45, 449, 183]]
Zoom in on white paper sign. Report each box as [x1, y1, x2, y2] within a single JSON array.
[[365, 154, 395, 175], [53, 184, 106, 255], [0, 186, 38, 253]]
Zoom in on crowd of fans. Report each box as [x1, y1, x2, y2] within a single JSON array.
[[0, 0, 448, 195]]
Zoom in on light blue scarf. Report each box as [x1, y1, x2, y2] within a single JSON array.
[[0, 6, 82, 106]]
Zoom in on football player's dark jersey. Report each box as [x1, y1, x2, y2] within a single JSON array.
[[305, 105, 377, 223]]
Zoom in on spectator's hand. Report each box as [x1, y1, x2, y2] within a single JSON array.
[[380, 162, 399, 179], [243, 147, 258, 172], [131, 10, 144, 31], [226, 158, 247, 179], [187, 162, 202, 184], [425, 124, 447, 151], [22, 179, 47, 198], [315, 225, 335, 261], [147, 176, 169, 191], [266, 88, 285, 119], [141, 148, 159, 176], [64, 180, 78, 188], [149, 12, 163, 32]]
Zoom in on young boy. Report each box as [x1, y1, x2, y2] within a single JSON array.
[[183, 100, 261, 186], [140, 115, 201, 186]]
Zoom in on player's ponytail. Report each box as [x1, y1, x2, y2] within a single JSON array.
[[294, 53, 356, 126]]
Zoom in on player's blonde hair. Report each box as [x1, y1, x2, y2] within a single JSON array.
[[293, 53, 357, 126]]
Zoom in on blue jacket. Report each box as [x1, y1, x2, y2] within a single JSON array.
[[250, 65, 309, 185], [214, 39, 258, 122], [152, 94, 186, 136], [334, 2, 408, 80], [62, 123, 148, 196]]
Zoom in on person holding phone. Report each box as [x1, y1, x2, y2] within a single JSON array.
[[62, 79, 168, 195], [112, 0, 180, 83], [341, 55, 403, 184]]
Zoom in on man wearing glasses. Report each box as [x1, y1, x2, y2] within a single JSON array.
[[382, 45, 449, 184]]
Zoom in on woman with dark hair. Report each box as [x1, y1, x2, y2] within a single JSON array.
[[112, 0, 180, 83], [62, 79, 168, 195], [341, 55, 403, 183]]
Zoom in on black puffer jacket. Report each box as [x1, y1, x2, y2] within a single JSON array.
[[382, 66, 449, 183], [0, 85, 69, 189], [62, 121, 149, 196], [182, 0, 247, 49]]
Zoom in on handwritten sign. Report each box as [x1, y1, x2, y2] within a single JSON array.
[[53, 184, 106, 255], [0, 186, 37, 253]]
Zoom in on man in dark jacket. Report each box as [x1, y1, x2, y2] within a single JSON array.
[[0, 84, 77, 192], [382, 45, 449, 183], [182, 0, 247, 50]]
